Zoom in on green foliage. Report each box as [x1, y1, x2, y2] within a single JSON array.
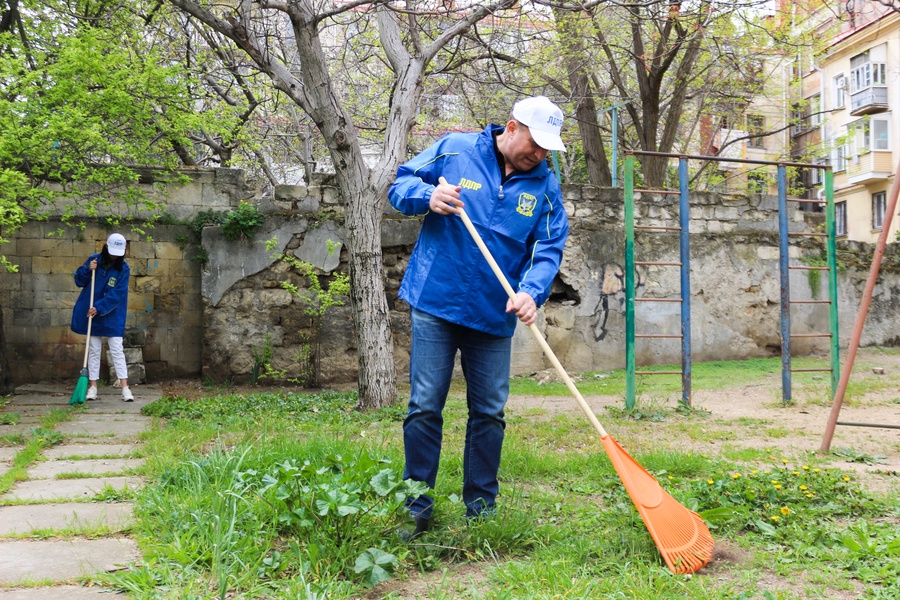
[[190, 210, 228, 239], [0, 1, 245, 266], [268, 235, 350, 318], [254, 453, 427, 584], [251, 335, 276, 385], [220, 201, 265, 241], [141, 390, 362, 424], [687, 459, 876, 536]]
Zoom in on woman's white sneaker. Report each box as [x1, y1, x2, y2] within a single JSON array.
[[85, 386, 98, 401], [122, 386, 134, 402]]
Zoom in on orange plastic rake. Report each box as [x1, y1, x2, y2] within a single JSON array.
[[440, 177, 714, 573]]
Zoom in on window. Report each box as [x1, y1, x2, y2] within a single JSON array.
[[747, 115, 765, 148], [849, 116, 891, 153], [836, 201, 847, 236], [873, 191, 886, 230], [748, 172, 767, 194], [809, 95, 822, 127], [832, 144, 847, 171], [791, 104, 804, 135], [833, 74, 847, 109], [810, 164, 824, 186], [850, 47, 887, 94]]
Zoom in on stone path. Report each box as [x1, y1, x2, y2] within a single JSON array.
[[0, 383, 160, 598]]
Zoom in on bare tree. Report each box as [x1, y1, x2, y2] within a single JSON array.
[[166, 0, 518, 410]]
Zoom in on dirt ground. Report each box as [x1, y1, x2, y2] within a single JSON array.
[[503, 346, 900, 497]]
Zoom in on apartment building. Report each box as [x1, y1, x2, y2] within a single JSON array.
[[793, 1, 899, 242]]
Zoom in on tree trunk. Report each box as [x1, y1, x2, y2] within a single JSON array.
[[556, 9, 611, 187], [339, 175, 397, 411]]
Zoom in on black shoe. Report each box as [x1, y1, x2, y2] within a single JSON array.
[[398, 516, 430, 542]]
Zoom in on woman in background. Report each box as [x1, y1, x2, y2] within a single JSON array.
[[71, 233, 133, 402]]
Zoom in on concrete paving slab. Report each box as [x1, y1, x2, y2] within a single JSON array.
[[14, 384, 76, 395], [43, 443, 137, 460], [0, 586, 125, 599], [55, 415, 152, 440], [0, 448, 18, 461], [27, 458, 144, 480], [0, 503, 134, 536], [0, 424, 33, 436], [0, 462, 10, 478], [3, 477, 142, 502], [0, 538, 139, 584], [2, 396, 70, 407]]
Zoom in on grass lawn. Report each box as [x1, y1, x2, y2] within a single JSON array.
[[98, 355, 900, 599]]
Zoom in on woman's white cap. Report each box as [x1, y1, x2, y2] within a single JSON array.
[[107, 233, 127, 256]]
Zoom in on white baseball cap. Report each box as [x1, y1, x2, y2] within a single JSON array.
[[512, 96, 566, 152], [107, 233, 127, 256]]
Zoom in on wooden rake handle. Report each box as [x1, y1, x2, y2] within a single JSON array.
[[438, 176, 608, 438], [82, 268, 96, 369]]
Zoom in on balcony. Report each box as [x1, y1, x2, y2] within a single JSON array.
[[847, 151, 893, 184], [850, 86, 889, 116]]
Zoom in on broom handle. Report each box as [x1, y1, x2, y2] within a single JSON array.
[[82, 268, 96, 369], [439, 177, 609, 438]]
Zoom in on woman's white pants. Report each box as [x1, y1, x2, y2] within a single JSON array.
[[87, 336, 128, 381]]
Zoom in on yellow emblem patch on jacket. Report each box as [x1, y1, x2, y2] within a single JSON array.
[[516, 193, 537, 217], [107, 277, 117, 287]]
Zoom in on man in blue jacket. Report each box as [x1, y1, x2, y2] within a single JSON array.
[[389, 96, 569, 537]]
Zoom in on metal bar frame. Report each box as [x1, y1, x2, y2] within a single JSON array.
[[778, 166, 792, 402], [679, 158, 692, 406]]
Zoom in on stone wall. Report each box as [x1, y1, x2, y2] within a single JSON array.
[[4, 167, 900, 386], [1, 168, 244, 385]]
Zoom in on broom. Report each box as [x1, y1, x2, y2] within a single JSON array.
[[69, 269, 96, 405], [440, 177, 714, 574]]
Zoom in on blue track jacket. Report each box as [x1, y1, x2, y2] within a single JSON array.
[[389, 124, 569, 337], [71, 254, 130, 337]]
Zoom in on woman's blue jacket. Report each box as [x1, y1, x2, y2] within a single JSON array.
[[71, 253, 130, 337]]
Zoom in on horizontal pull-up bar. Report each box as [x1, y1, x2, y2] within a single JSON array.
[[626, 150, 829, 170]]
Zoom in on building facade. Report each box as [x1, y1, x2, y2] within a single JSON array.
[[792, 0, 899, 242]]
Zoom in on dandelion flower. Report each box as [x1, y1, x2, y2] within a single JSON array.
[[707, 479, 714, 485], [813, 468, 820, 473], [781, 507, 790, 516], [771, 480, 780, 485], [752, 469, 759, 475], [782, 459, 789, 465], [774, 484, 783, 490], [770, 515, 780, 522], [802, 465, 810, 471], [843, 476, 851, 482], [793, 471, 800, 476], [732, 473, 741, 479], [799, 485, 808, 491]]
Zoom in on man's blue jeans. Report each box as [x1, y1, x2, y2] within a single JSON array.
[[403, 309, 511, 519]]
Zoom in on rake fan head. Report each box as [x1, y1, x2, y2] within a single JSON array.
[[601, 435, 714, 574]]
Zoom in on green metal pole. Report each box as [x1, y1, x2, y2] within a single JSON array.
[[611, 106, 618, 188], [825, 170, 840, 398], [625, 156, 636, 409]]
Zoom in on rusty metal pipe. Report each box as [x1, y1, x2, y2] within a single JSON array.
[[820, 156, 900, 452]]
